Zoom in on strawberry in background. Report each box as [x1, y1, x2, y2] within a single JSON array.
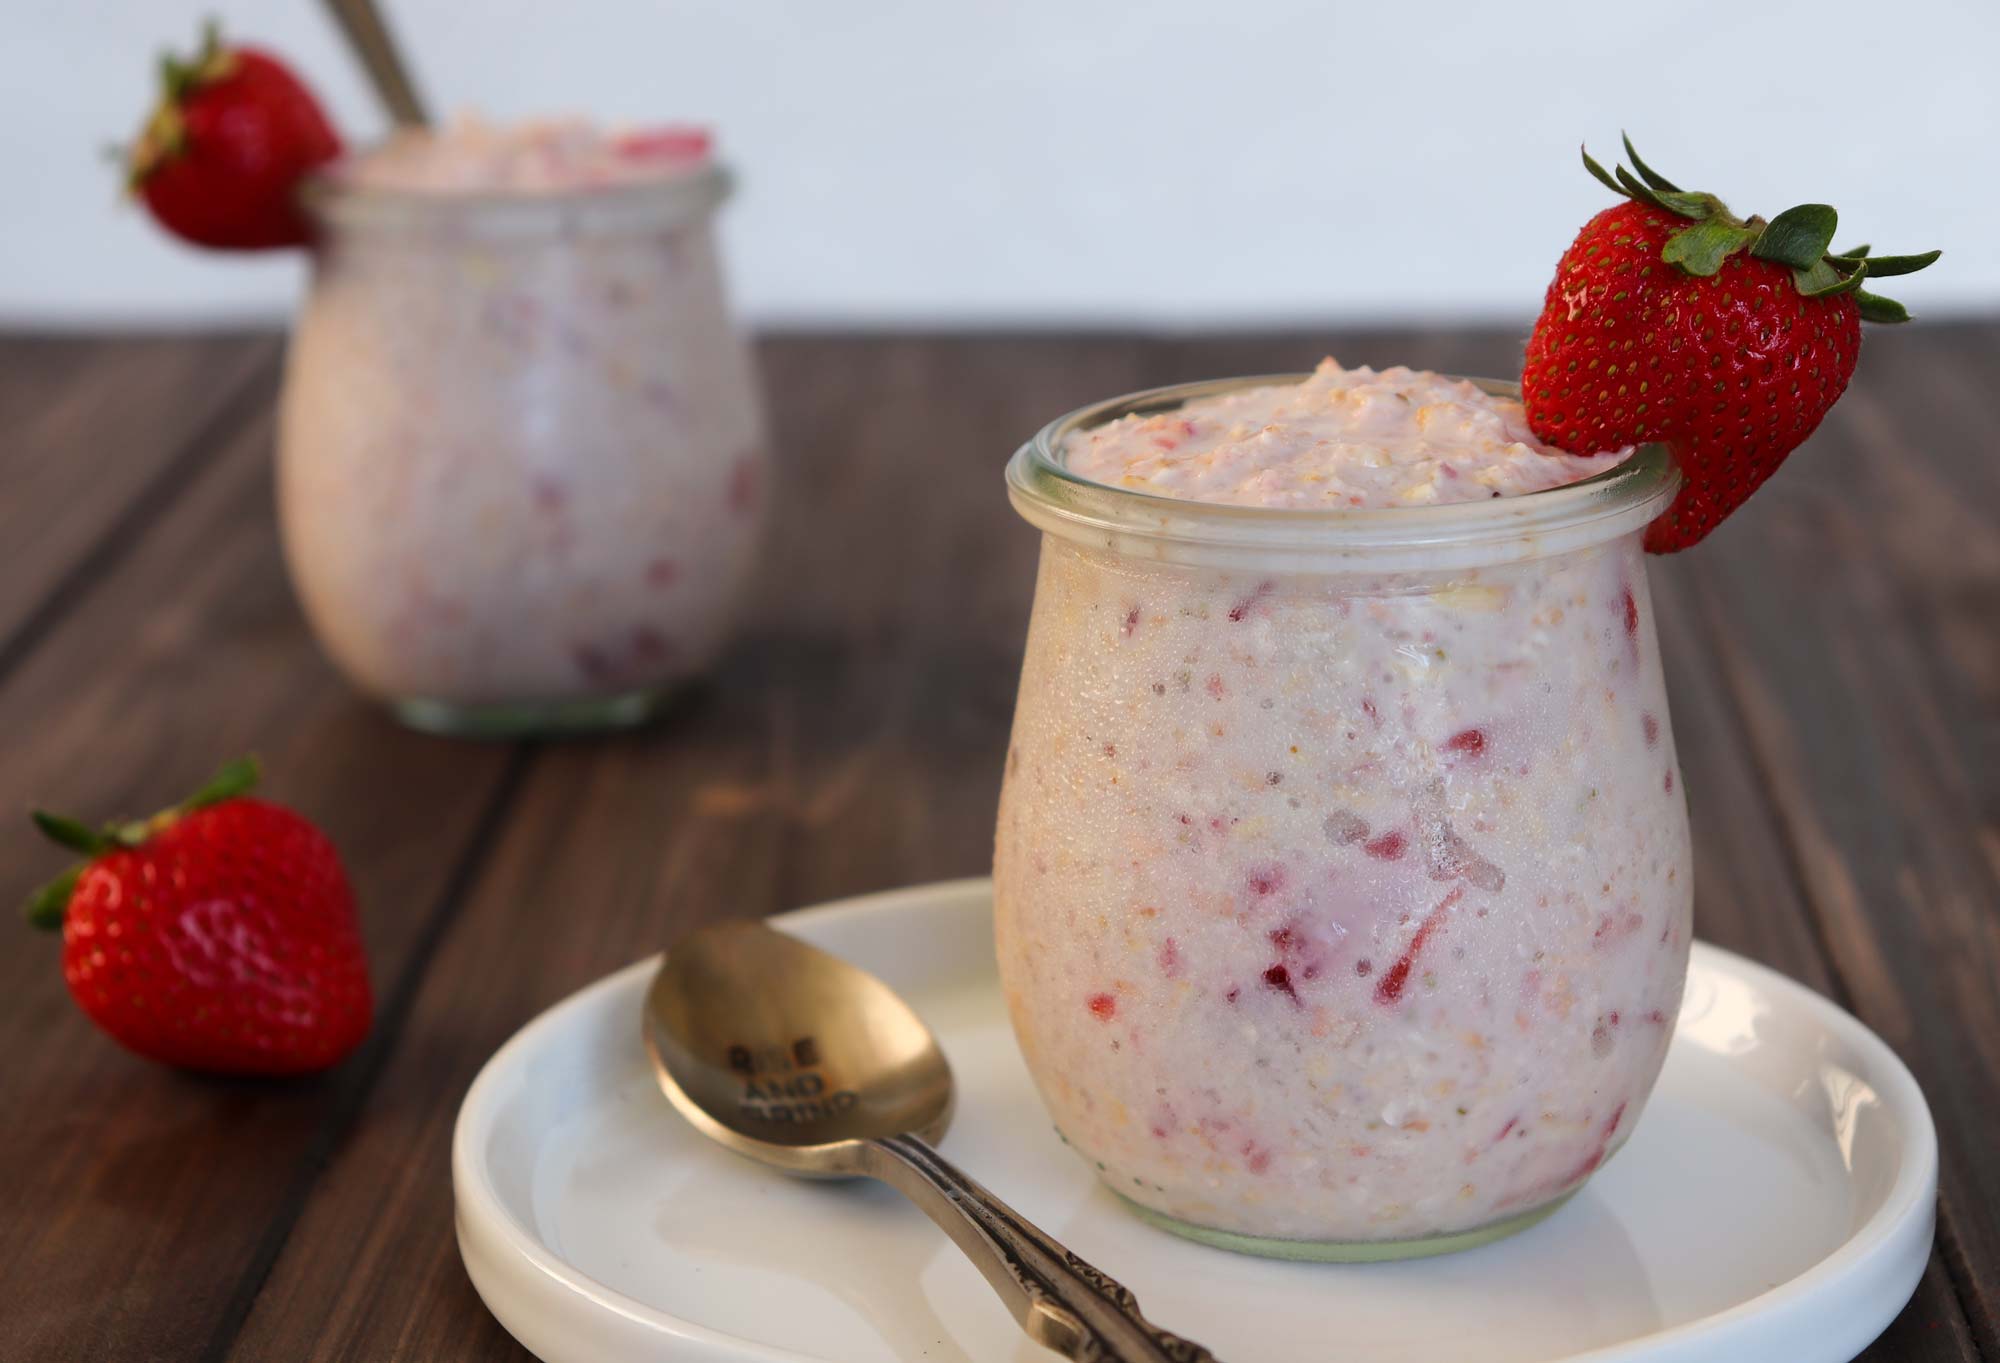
[[123, 20, 343, 250], [1522, 136, 1940, 552], [25, 759, 373, 1076]]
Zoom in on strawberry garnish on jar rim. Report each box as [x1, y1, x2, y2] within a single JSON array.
[[122, 19, 343, 251], [1522, 135, 1940, 553]]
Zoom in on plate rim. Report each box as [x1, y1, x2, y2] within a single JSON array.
[[451, 876, 1937, 1363]]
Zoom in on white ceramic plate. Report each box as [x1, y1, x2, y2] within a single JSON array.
[[454, 879, 1936, 1363]]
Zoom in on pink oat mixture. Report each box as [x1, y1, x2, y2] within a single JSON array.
[[995, 363, 1689, 1244], [279, 117, 764, 708]]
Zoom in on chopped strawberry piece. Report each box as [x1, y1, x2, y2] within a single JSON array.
[[1374, 887, 1463, 1005], [1262, 963, 1298, 1001], [612, 126, 712, 163], [1363, 830, 1407, 861], [1444, 728, 1487, 756]]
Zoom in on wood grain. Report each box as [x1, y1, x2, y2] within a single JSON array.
[[0, 329, 1990, 1363], [0, 401, 520, 1362], [0, 332, 278, 672]]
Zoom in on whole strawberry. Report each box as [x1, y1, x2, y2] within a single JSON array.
[[1522, 137, 1939, 552], [25, 759, 372, 1075], [124, 21, 342, 250]]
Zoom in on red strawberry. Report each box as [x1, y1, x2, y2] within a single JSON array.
[[25, 759, 372, 1075], [124, 21, 342, 251], [1523, 137, 1939, 552]]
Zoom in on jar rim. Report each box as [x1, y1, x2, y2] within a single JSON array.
[[299, 157, 732, 234], [1006, 373, 1679, 572]]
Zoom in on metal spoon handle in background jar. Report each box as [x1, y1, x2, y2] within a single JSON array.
[[320, 0, 430, 127], [865, 1134, 1217, 1361]]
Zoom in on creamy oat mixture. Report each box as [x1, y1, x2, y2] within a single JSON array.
[[995, 367, 1688, 1247], [279, 118, 763, 711], [332, 115, 711, 194], [1063, 360, 1627, 509]]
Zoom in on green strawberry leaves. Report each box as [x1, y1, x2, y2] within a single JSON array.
[[1621, 133, 1682, 193], [1750, 204, 1839, 270], [1663, 222, 1758, 276], [1796, 258, 1871, 299], [1588, 149, 1727, 223], [31, 811, 110, 856], [1856, 292, 1911, 324], [1581, 136, 1940, 321], [1849, 250, 1941, 278], [181, 755, 261, 812], [23, 756, 264, 928], [24, 867, 81, 931]]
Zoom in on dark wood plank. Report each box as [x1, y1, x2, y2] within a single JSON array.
[[0, 392, 522, 1363], [0, 332, 279, 668], [2, 328, 1977, 1361], [1685, 322, 2000, 1359]]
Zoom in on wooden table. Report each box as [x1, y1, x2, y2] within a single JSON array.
[[2, 326, 1994, 1363]]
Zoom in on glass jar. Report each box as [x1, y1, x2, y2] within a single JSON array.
[[278, 163, 766, 735], [995, 376, 1692, 1260]]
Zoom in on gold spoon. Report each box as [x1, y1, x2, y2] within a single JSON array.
[[643, 920, 1220, 1362]]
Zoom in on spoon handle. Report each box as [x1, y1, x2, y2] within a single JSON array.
[[865, 1134, 1220, 1362], [320, 0, 430, 127]]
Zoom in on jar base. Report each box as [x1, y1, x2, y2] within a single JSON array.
[[1113, 1187, 1578, 1262], [390, 684, 682, 739]]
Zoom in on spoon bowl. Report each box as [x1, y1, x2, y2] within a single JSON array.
[[643, 918, 1219, 1361], [643, 921, 951, 1173]]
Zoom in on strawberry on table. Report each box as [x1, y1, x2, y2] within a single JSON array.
[[124, 20, 343, 251], [1522, 136, 1939, 552], [24, 759, 372, 1076]]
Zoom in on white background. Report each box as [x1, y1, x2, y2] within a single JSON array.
[[5, 0, 1994, 328]]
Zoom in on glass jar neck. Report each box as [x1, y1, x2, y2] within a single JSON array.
[[1006, 374, 1677, 574], [301, 161, 732, 244]]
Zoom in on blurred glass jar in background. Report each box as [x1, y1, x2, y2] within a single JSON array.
[[279, 146, 765, 735]]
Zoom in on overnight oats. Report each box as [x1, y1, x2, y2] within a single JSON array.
[[994, 362, 1692, 1259], [278, 119, 766, 734]]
